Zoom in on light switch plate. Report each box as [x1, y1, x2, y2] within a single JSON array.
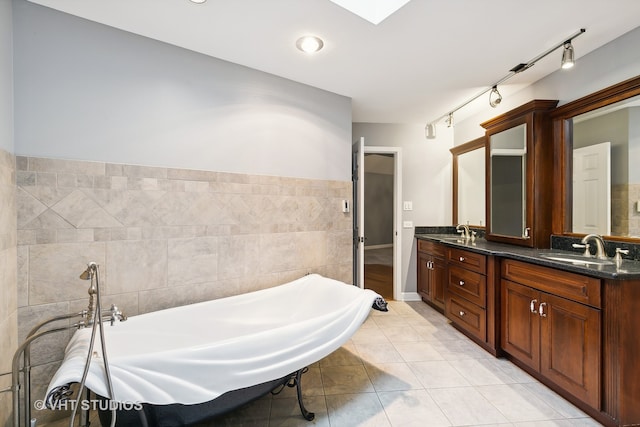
[[403, 221, 413, 228], [403, 201, 413, 211]]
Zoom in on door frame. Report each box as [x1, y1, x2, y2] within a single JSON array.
[[361, 145, 402, 301]]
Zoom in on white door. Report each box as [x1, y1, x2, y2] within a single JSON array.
[[352, 137, 365, 288], [573, 142, 611, 235]]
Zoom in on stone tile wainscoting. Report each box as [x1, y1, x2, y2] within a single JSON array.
[[0, 149, 17, 426], [16, 156, 353, 423], [612, 183, 640, 237]]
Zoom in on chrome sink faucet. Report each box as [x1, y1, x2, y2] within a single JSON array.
[[456, 224, 477, 242], [581, 234, 608, 259], [456, 224, 471, 240]]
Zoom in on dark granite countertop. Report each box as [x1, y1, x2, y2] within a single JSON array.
[[415, 232, 640, 280]]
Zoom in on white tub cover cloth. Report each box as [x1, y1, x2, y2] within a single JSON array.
[[46, 274, 381, 405]]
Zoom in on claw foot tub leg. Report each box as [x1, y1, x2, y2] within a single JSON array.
[[288, 367, 315, 421]]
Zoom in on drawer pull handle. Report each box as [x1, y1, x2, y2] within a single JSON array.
[[459, 280, 465, 286], [539, 302, 547, 318], [530, 299, 538, 314], [459, 310, 465, 317], [459, 256, 465, 262]]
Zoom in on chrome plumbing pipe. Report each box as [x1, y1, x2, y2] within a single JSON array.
[[12, 323, 83, 427], [22, 311, 88, 426]]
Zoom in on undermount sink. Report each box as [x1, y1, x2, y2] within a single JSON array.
[[539, 253, 615, 266], [439, 236, 465, 241]]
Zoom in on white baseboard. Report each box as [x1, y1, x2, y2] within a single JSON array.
[[398, 292, 422, 302], [365, 244, 393, 250]]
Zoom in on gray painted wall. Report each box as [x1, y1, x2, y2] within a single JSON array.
[[574, 109, 628, 185], [630, 107, 640, 184], [0, 0, 13, 152], [13, 0, 352, 181]]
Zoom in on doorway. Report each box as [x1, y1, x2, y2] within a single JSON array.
[[363, 153, 395, 300], [352, 140, 402, 301]]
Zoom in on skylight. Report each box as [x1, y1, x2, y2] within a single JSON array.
[[328, 0, 412, 25]]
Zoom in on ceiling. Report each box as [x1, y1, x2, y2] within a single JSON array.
[[26, 0, 640, 125]]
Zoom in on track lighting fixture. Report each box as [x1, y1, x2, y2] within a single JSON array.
[[424, 28, 585, 139], [446, 113, 454, 128], [425, 123, 436, 139], [489, 86, 502, 108], [561, 41, 575, 69]]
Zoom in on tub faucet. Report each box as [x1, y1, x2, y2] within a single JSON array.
[[456, 224, 471, 240], [581, 234, 608, 259], [107, 304, 127, 325]]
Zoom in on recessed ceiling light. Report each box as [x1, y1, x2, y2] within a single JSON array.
[[296, 36, 324, 54], [189, 0, 206, 4]]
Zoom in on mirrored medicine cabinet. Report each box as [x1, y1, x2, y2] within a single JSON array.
[[481, 100, 558, 248]]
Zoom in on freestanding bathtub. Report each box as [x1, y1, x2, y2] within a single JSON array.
[[45, 274, 386, 426]]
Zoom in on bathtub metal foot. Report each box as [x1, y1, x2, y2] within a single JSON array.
[[288, 367, 315, 421]]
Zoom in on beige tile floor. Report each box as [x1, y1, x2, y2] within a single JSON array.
[[42, 300, 603, 427]]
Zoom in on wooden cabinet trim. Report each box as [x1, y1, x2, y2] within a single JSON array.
[[447, 265, 486, 307], [501, 279, 540, 371], [540, 292, 601, 409], [447, 247, 487, 274], [447, 295, 487, 341], [418, 239, 446, 258], [502, 259, 601, 308]]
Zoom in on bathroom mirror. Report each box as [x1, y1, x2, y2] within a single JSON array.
[[451, 138, 485, 227], [552, 75, 640, 240], [488, 124, 527, 237]]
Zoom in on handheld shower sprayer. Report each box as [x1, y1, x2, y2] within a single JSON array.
[[72, 261, 119, 427], [80, 262, 99, 327], [79, 261, 97, 280]]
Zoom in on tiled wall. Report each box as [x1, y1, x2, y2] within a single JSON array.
[[630, 183, 640, 237], [16, 156, 353, 422], [0, 149, 17, 426], [612, 183, 640, 237]]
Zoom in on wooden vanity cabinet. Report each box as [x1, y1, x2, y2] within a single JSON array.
[[501, 259, 601, 410], [417, 239, 446, 311], [445, 247, 499, 355]]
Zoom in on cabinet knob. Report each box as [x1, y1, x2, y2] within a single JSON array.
[[459, 280, 465, 286], [530, 299, 538, 314], [459, 256, 465, 262], [459, 310, 466, 317], [539, 302, 547, 318]]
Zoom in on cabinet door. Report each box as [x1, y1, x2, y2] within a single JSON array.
[[540, 292, 601, 408], [431, 256, 446, 309], [501, 279, 540, 371], [417, 252, 432, 301]]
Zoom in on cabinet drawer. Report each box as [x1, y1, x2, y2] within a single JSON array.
[[448, 248, 486, 274], [447, 295, 487, 342], [448, 265, 486, 307], [417, 239, 446, 258], [502, 259, 601, 308]]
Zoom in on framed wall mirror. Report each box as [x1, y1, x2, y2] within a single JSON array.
[[552, 75, 640, 241], [450, 137, 485, 227]]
